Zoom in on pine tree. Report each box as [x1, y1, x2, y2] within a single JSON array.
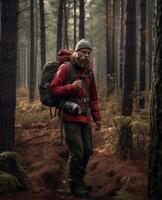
[[122, 0, 136, 116], [148, 1, 162, 199], [0, 0, 19, 152]]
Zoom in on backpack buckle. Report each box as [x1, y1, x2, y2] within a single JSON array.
[[82, 97, 89, 103]]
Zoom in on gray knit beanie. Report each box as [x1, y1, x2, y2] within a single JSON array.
[[75, 39, 92, 52]]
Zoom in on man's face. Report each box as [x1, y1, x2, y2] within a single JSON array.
[[77, 48, 91, 60], [75, 48, 91, 68]]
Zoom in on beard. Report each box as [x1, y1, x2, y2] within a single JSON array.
[[75, 57, 89, 68]]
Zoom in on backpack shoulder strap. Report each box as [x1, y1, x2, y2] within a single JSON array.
[[88, 69, 94, 84], [64, 62, 94, 85], [64, 61, 75, 83], [83, 68, 94, 85]]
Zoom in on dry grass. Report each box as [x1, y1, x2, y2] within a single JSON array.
[[16, 88, 149, 163], [16, 97, 51, 127]]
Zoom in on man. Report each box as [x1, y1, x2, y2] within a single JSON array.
[[49, 39, 101, 197]]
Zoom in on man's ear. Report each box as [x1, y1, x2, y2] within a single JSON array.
[[73, 51, 78, 58]]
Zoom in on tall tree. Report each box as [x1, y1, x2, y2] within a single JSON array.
[[119, 0, 125, 87], [79, 0, 85, 39], [17, 0, 30, 88], [105, 0, 114, 95], [106, 0, 115, 95], [0, 0, 19, 152], [39, 0, 46, 71], [29, 0, 35, 102], [148, 1, 162, 199], [122, 0, 136, 116], [112, 0, 116, 89], [147, 0, 154, 89], [139, 0, 146, 108], [73, 0, 77, 49], [105, 0, 109, 95], [115, 0, 121, 89], [63, 0, 69, 49], [56, 0, 65, 55], [34, 0, 39, 85]]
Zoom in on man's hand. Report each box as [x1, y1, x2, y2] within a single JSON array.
[[72, 80, 82, 90], [95, 121, 101, 131]]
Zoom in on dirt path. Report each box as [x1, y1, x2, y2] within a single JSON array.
[[1, 122, 147, 200]]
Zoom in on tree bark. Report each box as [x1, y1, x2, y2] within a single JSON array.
[[122, 0, 136, 116], [139, 0, 146, 108], [73, 0, 77, 49], [147, 0, 153, 89], [0, 0, 19, 152], [79, 0, 85, 39], [105, 0, 109, 95], [112, 0, 116, 78], [119, 0, 125, 88], [56, 0, 65, 55], [29, 0, 35, 102], [107, 0, 115, 95], [148, 1, 162, 199], [39, 0, 46, 71], [64, 0, 69, 49]]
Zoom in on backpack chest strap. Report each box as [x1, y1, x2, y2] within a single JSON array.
[[68, 97, 90, 104]]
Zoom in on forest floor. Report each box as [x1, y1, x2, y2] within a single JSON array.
[[0, 95, 148, 200]]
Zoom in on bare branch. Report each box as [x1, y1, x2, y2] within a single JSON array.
[[18, 6, 29, 14], [16, 133, 49, 146]]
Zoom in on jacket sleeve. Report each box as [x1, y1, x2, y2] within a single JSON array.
[[49, 63, 76, 97], [89, 72, 101, 122]]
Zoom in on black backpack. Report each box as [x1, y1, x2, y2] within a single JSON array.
[[39, 61, 59, 107], [39, 61, 76, 107]]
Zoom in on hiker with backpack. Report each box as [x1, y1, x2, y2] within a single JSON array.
[[49, 39, 101, 197]]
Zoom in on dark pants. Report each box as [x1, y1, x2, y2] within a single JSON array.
[[64, 121, 93, 184]]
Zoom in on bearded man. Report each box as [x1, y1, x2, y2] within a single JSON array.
[[49, 39, 101, 197]]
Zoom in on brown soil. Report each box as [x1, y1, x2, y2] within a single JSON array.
[[0, 121, 147, 200]]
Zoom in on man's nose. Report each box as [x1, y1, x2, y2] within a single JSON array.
[[85, 53, 89, 58]]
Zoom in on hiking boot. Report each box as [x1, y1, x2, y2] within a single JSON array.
[[70, 183, 89, 198]]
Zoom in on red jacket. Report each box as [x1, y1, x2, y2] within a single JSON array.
[[49, 62, 101, 123]]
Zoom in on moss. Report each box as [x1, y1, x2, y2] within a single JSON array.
[[114, 189, 133, 200], [131, 120, 149, 135], [0, 171, 21, 193], [0, 152, 29, 193], [28, 160, 45, 171]]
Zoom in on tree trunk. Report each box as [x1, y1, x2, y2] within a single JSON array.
[[115, 0, 121, 90], [64, 0, 69, 49], [39, 0, 46, 71], [79, 0, 85, 39], [119, 0, 125, 88], [139, 0, 146, 108], [107, 0, 115, 95], [29, 0, 35, 102], [34, 0, 39, 86], [122, 0, 136, 116], [147, 0, 153, 89], [56, 0, 65, 55], [0, 0, 19, 152], [105, 0, 109, 95], [73, 0, 77, 49], [112, 0, 116, 82], [17, 41, 21, 87], [148, 1, 162, 199]]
